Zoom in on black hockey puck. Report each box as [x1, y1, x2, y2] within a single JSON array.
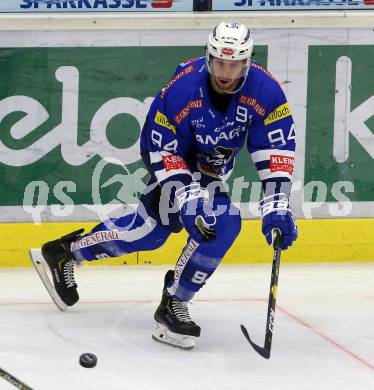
[[79, 353, 97, 368]]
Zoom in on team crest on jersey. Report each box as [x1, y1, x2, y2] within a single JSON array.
[[203, 146, 234, 169]]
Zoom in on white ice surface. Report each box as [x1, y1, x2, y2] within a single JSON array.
[[0, 263, 373, 390]]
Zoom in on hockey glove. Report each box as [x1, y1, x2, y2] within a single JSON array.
[[260, 193, 298, 250], [176, 183, 216, 243]]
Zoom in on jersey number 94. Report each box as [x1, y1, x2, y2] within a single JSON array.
[[151, 130, 179, 153], [268, 123, 295, 146]]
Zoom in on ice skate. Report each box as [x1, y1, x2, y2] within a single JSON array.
[[152, 270, 201, 350], [29, 229, 84, 311]]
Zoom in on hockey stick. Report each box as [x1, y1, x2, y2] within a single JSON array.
[[240, 229, 282, 359], [0, 367, 33, 390]]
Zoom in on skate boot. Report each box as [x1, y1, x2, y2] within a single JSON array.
[[41, 229, 84, 307], [152, 270, 201, 349]]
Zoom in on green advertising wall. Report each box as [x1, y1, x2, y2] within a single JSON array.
[[0, 46, 203, 206], [306, 45, 374, 202], [0, 29, 373, 223], [0, 45, 267, 211]]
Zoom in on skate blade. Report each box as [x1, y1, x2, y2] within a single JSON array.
[[152, 322, 196, 350], [29, 249, 68, 312]]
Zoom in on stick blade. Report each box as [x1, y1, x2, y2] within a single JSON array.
[[240, 325, 270, 359]]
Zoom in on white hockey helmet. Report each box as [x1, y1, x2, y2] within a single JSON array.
[[206, 22, 253, 92], [207, 22, 254, 62]]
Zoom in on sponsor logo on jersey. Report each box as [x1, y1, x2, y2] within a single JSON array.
[[174, 239, 199, 285], [269, 155, 294, 174], [214, 120, 235, 132], [162, 155, 188, 171], [239, 95, 266, 116], [174, 99, 203, 124], [160, 65, 195, 99], [71, 229, 119, 250], [189, 100, 203, 109], [264, 103, 291, 125], [154, 111, 176, 133], [191, 117, 206, 128], [195, 125, 246, 145], [222, 47, 235, 56]]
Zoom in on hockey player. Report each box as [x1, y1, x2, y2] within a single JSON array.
[[33, 22, 297, 349]]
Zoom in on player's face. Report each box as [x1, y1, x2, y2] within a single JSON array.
[[210, 58, 245, 92]]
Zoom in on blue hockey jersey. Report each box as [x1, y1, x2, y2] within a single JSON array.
[[140, 57, 295, 196]]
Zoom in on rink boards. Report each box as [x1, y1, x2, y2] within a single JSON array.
[[1, 219, 373, 267]]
